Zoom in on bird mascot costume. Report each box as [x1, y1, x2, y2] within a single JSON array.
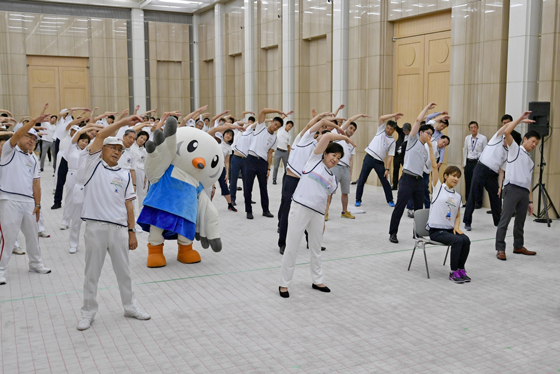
[[137, 116, 223, 267]]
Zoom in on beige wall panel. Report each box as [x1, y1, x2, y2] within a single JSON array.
[[394, 10, 451, 38], [59, 66, 90, 110]]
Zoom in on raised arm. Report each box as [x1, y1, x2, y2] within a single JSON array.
[[299, 112, 333, 137], [410, 103, 437, 138], [90, 115, 143, 154], [504, 111, 532, 146], [117, 109, 129, 121], [9, 113, 50, 147], [258, 108, 285, 124], [65, 116, 87, 131], [378, 112, 403, 124], [314, 133, 356, 155], [332, 104, 345, 117], [71, 124, 103, 143], [207, 123, 244, 138], [211, 110, 230, 124], [342, 114, 370, 131]]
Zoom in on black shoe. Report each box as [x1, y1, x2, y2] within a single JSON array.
[[475, 204, 482, 209], [273, 180, 277, 185], [232, 201, 237, 206], [461, 204, 467, 208], [263, 211, 274, 218], [40, 168, 44, 172], [486, 210, 492, 214], [351, 181, 357, 185], [279, 245, 285, 255], [228, 204, 238, 212], [279, 286, 289, 298], [391, 186, 398, 191], [246, 212, 254, 220], [251, 200, 256, 204], [51, 203, 61, 210], [389, 234, 398, 243], [464, 224, 471, 231], [237, 187, 242, 191], [321, 246, 326, 251], [312, 284, 331, 293]]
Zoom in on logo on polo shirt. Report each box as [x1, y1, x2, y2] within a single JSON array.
[[26, 160, 33, 173], [110, 176, 125, 193]]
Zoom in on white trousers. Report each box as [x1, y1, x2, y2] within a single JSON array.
[[0, 200, 45, 276], [81, 221, 137, 319], [38, 211, 46, 232], [135, 168, 147, 210], [147, 226, 192, 246], [68, 202, 84, 249], [62, 170, 78, 226], [279, 203, 325, 288]]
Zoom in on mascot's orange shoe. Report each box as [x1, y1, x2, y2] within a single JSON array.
[[147, 243, 166, 268], [177, 243, 201, 264]]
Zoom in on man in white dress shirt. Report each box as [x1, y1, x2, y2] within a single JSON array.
[[462, 121, 487, 208], [39, 115, 57, 172]]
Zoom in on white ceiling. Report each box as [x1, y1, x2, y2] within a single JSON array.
[[140, 0, 219, 13]]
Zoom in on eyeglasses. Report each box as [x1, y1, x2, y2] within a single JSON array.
[[104, 145, 124, 154]]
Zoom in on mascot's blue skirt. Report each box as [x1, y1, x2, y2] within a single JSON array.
[[137, 207, 196, 241]]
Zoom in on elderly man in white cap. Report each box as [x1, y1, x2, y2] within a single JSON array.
[[76, 114, 150, 331], [0, 113, 52, 285]]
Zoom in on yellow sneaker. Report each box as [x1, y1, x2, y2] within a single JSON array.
[[325, 213, 329, 221], [341, 211, 355, 219]]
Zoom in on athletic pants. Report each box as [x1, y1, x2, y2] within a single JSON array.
[[429, 228, 471, 271], [495, 184, 529, 252], [243, 155, 270, 214], [135, 168, 148, 210], [463, 162, 502, 227], [272, 149, 288, 182], [81, 221, 137, 319], [54, 157, 69, 206], [356, 154, 394, 203], [40, 141, 54, 170], [62, 170, 78, 226], [279, 203, 324, 288], [0, 200, 45, 277], [277, 175, 300, 247], [229, 155, 245, 204], [389, 173, 424, 235]]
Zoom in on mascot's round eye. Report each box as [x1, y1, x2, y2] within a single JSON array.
[[211, 155, 219, 168], [187, 140, 198, 152]]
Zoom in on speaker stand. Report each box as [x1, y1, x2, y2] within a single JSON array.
[[531, 137, 558, 226]]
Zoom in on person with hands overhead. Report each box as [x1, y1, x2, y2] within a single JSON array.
[[495, 111, 540, 261], [244, 108, 287, 220], [355, 112, 402, 208], [388, 103, 436, 243], [76, 114, 150, 331], [425, 139, 471, 284], [0, 111, 52, 286], [279, 131, 355, 298]]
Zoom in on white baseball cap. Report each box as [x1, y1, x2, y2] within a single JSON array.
[[103, 136, 124, 148], [427, 119, 436, 126], [27, 128, 39, 140], [70, 125, 80, 132]]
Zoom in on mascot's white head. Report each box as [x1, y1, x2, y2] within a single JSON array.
[[172, 127, 224, 188]]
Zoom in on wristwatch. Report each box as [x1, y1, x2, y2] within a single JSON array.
[[35, 204, 41, 208], [128, 228, 136, 233]]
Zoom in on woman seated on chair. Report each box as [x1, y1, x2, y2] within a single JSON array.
[[426, 140, 471, 284]]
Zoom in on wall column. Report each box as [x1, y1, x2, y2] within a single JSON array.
[[282, 0, 295, 116], [505, 0, 542, 124], [331, 0, 349, 118], [192, 14, 200, 109], [214, 3, 225, 112], [130, 9, 146, 112], [244, 0, 256, 113]]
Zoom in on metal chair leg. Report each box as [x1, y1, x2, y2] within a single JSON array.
[[408, 242, 418, 271], [443, 246, 450, 265], [422, 243, 430, 278]]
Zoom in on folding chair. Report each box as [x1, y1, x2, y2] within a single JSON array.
[[407, 209, 451, 278]]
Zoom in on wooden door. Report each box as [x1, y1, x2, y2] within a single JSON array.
[[393, 35, 424, 126], [27, 56, 89, 116], [424, 31, 451, 116]]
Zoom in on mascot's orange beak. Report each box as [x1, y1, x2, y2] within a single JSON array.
[[192, 157, 206, 169]]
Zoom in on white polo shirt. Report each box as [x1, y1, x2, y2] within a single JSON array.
[[504, 141, 534, 192], [292, 152, 338, 215], [131, 143, 147, 171], [0, 142, 40, 202], [80, 150, 136, 227], [403, 133, 428, 177], [427, 180, 461, 230], [276, 127, 292, 151], [287, 129, 317, 177], [54, 115, 73, 140], [118, 147, 136, 171], [248, 122, 277, 160], [66, 143, 87, 171], [221, 141, 232, 159], [233, 127, 254, 157], [478, 133, 508, 173], [365, 123, 396, 161], [41, 122, 57, 142], [335, 139, 356, 168]]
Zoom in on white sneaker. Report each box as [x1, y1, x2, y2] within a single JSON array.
[[77, 318, 93, 331], [12, 246, 25, 255], [0, 275, 6, 285], [38, 230, 51, 238], [124, 308, 151, 320], [29, 265, 52, 274], [60, 225, 69, 230], [69, 247, 77, 254], [135, 224, 143, 233]]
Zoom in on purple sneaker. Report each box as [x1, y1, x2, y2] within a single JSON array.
[[458, 269, 471, 282], [449, 270, 464, 284]]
